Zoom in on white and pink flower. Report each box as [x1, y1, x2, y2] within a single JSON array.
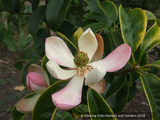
[[45, 28, 131, 110]]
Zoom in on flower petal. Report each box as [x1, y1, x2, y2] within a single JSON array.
[[78, 28, 98, 61], [90, 44, 131, 72], [46, 59, 77, 80], [85, 65, 106, 85], [88, 79, 106, 93], [16, 94, 40, 113], [27, 72, 47, 93], [45, 36, 75, 68], [90, 34, 104, 62], [29, 64, 50, 86], [52, 74, 84, 110]]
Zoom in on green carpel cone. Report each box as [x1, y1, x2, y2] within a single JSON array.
[[74, 51, 89, 67]]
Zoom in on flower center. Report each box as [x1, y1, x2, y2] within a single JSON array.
[[73, 51, 89, 67]]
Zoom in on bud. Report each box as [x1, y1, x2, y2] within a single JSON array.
[[74, 51, 89, 67], [27, 72, 48, 94]]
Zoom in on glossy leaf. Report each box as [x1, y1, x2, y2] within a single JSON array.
[[111, 30, 124, 46], [34, 28, 48, 57], [87, 88, 117, 120], [144, 10, 156, 20], [119, 5, 147, 52], [105, 73, 126, 98], [127, 82, 136, 102], [83, 22, 108, 33], [21, 49, 39, 60], [12, 105, 26, 120], [32, 81, 68, 120], [149, 60, 160, 69], [21, 58, 40, 86], [84, 0, 103, 14], [46, 0, 72, 30], [105, 85, 129, 113], [140, 73, 160, 119], [98, 1, 117, 23], [142, 22, 160, 53], [14, 60, 25, 70], [28, 6, 46, 37], [1, 0, 20, 12], [66, 12, 76, 25]]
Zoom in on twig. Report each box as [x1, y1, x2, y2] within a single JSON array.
[[2, 9, 31, 15]]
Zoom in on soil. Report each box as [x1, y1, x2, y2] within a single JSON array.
[[0, 48, 151, 120]]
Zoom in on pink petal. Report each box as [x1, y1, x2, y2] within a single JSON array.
[[90, 34, 104, 62], [78, 28, 98, 61], [88, 79, 106, 93], [46, 59, 77, 80], [85, 65, 106, 85], [16, 94, 40, 113], [28, 64, 50, 86], [90, 44, 131, 72], [52, 74, 84, 110], [27, 72, 48, 93], [45, 36, 75, 68]]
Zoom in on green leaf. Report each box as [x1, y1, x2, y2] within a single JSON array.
[[119, 5, 147, 52], [21, 49, 39, 60], [149, 60, 160, 69], [66, 12, 76, 24], [14, 60, 25, 70], [105, 85, 129, 113], [140, 73, 160, 119], [3, 32, 17, 53], [32, 81, 68, 120], [98, 1, 117, 23], [111, 30, 124, 46], [87, 88, 117, 120], [105, 73, 126, 98], [41, 55, 50, 77], [127, 81, 136, 102], [18, 31, 25, 51], [46, 0, 72, 30], [1, 0, 20, 12], [144, 10, 156, 20], [83, 22, 108, 33], [34, 28, 48, 57], [84, 0, 103, 14], [142, 22, 160, 53], [28, 6, 46, 37], [21, 58, 40, 86], [12, 105, 26, 120]]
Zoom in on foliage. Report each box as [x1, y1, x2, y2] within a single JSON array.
[[1, 0, 160, 120]]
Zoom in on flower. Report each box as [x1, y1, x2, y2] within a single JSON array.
[[45, 28, 131, 110], [16, 64, 50, 113]]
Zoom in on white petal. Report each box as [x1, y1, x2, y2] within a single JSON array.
[[45, 36, 76, 68], [85, 65, 106, 85], [52, 74, 84, 110], [78, 28, 98, 61], [46, 59, 77, 80]]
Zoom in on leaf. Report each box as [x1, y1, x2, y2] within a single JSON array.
[[98, 1, 117, 23], [32, 81, 68, 120], [46, 0, 72, 30], [14, 86, 25, 91], [12, 105, 26, 120], [1, 0, 20, 12], [21, 58, 40, 86], [18, 31, 25, 51], [3, 32, 17, 53], [14, 60, 24, 70], [83, 22, 108, 33], [105, 73, 126, 98], [144, 10, 156, 20], [21, 49, 39, 60], [87, 88, 117, 120], [34, 28, 48, 57], [127, 81, 136, 102], [142, 22, 160, 53], [149, 60, 160, 69], [119, 5, 147, 53], [111, 30, 124, 46], [140, 73, 160, 119], [28, 6, 46, 37], [105, 85, 129, 113]]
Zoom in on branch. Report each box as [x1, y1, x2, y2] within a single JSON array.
[[2, 9, 31, 15], [116, 67, 135, 75]]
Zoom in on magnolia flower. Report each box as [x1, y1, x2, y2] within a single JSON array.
[[16, 64, 50, 113], [45, 28, 131, 110]]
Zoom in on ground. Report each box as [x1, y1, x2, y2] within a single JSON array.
[[0, 48, 151, 120]]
